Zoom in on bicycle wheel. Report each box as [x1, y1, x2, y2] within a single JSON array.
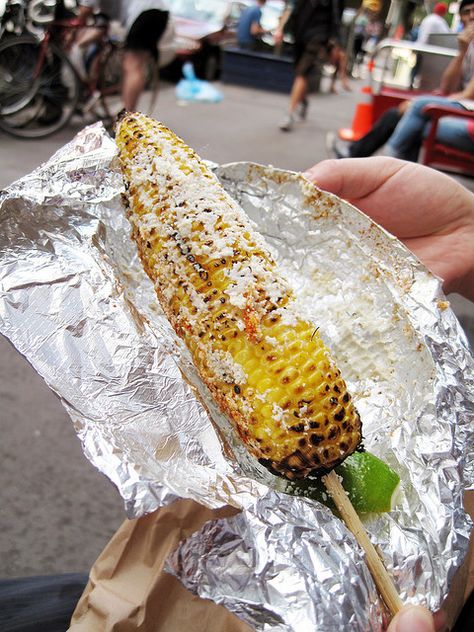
[[0, 35, 40, 115], [0, 34, 81, 138]]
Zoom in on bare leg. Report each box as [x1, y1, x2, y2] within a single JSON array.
[[338, 50, 351, 91], [288, 74, 307, 113], [279, 73, 308, 130], [70, 27, 104, 83], [122, 50, 150, 111], [75, 26, 103, 49]]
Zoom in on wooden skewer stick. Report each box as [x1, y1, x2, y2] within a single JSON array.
[[322, 469, 403, 618]]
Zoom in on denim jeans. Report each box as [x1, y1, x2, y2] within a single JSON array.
[[386, 95, 474, 160]]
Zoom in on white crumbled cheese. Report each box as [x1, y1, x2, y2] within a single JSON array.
[[223, 255, 285, 310], [273, 306, 298, 326], [255, 389, 270, 402], [127, 119, 312, 362], [266, 278, 289, 304], [224, 263, 254, 309], [137, 212, 159, 230], [184, 280, 207, 312], [205, 348, 247, 384], [178, 304, 198, 327], [162, 285, 175, 302], [272, 403, 285, 422], [272, 404, 291, 430]]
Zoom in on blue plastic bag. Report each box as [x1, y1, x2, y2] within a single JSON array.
[[175, 63, 223, 103]]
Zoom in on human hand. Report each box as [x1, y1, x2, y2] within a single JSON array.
[[304, 158, 474, 301], [449, 74, 474, 100], [386, 605, 437, 632], [458, 23, 474, 51]]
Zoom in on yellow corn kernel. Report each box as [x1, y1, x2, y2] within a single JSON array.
[[115, 111, 362, 480]]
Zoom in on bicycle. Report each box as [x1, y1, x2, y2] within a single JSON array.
[[0, 9, 160, 138]]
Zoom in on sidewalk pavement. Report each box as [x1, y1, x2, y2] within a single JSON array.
[[0, 79, 473, 579]]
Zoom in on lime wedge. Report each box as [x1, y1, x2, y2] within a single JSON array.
[[286, 451, 400, 514]]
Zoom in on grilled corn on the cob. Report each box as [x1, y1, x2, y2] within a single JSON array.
[[116, 111, 362, 480]]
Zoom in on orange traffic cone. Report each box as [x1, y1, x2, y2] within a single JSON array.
[[338, 86, 373, 142]]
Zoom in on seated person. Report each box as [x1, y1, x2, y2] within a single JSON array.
[[383, 93, 473, 161], [383, 88, 474, 162], [330, 0, 474, 160], [237, 0, 269, 51], [381, 0, 474, 160], [329, 101, 408, 159]]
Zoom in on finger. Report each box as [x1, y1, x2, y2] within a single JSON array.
[[304, 158, 470, 239], [387, 605, 436, 632], [304, 157, 406, 200], [304, 157, 423, 236]]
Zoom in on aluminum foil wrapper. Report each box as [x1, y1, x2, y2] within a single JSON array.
[[0, 123, 473, 631]]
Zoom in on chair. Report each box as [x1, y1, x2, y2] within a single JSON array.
[[421, 105, 474, 177]]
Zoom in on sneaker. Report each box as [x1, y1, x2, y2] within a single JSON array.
[[325, 131, 350, 159], [295, 97, 308, 122], [279, 113, 295, 132]]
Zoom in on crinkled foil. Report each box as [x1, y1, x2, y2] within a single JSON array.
[[0, 123, 473, 631]]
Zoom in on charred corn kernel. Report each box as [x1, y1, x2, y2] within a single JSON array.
[[115, 111, 362, 480]]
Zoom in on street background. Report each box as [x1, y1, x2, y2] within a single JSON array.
[[1, 77, 473, 580]]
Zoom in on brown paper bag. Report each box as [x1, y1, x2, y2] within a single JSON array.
[[70, 495, 474, 631], [69, 499, 253, 632]]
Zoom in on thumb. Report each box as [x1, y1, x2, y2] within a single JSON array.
[[388, 606, 435, 632]]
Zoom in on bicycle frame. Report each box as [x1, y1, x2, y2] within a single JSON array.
[[33, 16, 109, 89]]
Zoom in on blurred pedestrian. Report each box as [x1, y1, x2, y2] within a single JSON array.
[[410, 1, 451, 87], [327, 41, 351, 93], [351, 0, 382, 77], [120, 1, 170, 112], [417, 2, 451, 44], [237, 0, 269, 51], [275, 0, 342, 131], [328, 0, 474, 160], [382, 0, 474, 160]]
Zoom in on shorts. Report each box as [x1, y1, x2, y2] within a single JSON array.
[[294, 36, 328, 77], [125, 10, 169, 59]]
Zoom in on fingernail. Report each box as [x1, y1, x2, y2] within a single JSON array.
[[394, 606, 435, 632]]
